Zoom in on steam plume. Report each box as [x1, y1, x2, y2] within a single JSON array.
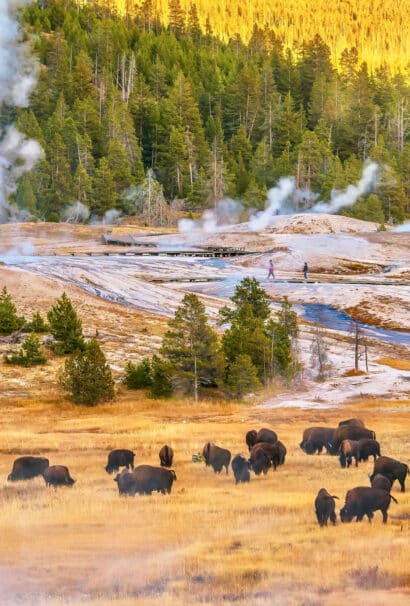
[[62, 200, 90, 223], [0, 0, 43, 223], [310, 161, 379, 213], [248, 177, 295, 230]]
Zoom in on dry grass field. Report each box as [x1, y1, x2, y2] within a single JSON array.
[[0, 388, 409, 606]]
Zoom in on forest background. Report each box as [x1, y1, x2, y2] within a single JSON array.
[[10, 0, 410, 224]]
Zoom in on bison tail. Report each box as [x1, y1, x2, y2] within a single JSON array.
[[170, 470, 177, 481], [389, 494, 398, 504], [331, 495, 339, 499]]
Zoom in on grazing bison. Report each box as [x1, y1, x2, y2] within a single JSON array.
[[330, 425, 376, 455], [202, 442, 231, 474], [132, 465, 176, 495], [114, 470, 139, 496], [231, 455, 251, 484], [105, 449, 135, 474], [340, 486, 397, 524], [271, 441, 287, 469], [357, 438, 380, 462], [315, 488, 339, 526], [369, 456, 409, 492], [300, 427, 335, 455], [249, 445, 272, 475], [42, 465, 75, 487], [338, 418, 365, 428], [370, 474, 392, 492], [246, 428, 277, 451], [7, 456, 49, 481], [159, 445, 174, 467], [339, 439, 360, 468]]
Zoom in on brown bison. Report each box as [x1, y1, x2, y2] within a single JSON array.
[[105, 449, 135, 474], [357, 438, 380, 462], [114, 469, 139, 496], [7, 456, 49, 481], [246, 428, 277, 451], [300, 427, 335, 455], [271, 441, 287, 469], [202, 442, 231, 474], [370, 474, 392, 492], [339, 439, 360, 468], [132, 465, 176, 495], [231, 455, 251, 484], [330, 425, 376, 455], [249, 445, 272, 475], [338, 418, 365, 428], [315, 488, 339, 526], [159, 445, 174, 467], [42, 465, 75, 487], [369, 456, 409, 492], [340, 486, 397, 523]]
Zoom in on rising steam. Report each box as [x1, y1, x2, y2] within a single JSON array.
[[0, 0, 44, 223]]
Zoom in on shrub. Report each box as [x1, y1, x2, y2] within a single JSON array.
[[4, 333, 47, 367], [24, 312, 49, 333], [149, 355, 173, 398]]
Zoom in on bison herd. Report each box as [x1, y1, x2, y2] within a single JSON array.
[[302, 418, 408, 525], [4, 419, 408, 526]]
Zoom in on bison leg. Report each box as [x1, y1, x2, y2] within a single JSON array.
[[354, 456, 359, 467], [317, 445, 323, 454], [329, 511, 336, 525], [366, 511, 374, 523], [399, 478, 405, 492], [225, 464, 229, 475], [382, 509, 388, 524]]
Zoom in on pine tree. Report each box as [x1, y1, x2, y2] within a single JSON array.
[[225, 354, 260, 399], [219, 277, 271, 323], [0, 287, 25, 334], [4, 333, 47, 367], [161, 293, 222, 400], [15, 174, 37, 214], [59, 339, 114, 406], [25, 312, 49, 333], [149, 355, 173, 398], [124, 358, 152, 389], [47, 292, 85, 354]]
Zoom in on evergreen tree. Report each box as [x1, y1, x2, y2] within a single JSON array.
[[219, 277, 271, 323], [161, 293, 222, 399], [47, 292, 85, 354], [149, 354, 173, 398], [15, 174, 37, 214], [91, 158, 117, 215], [225, 354, 260, 399], [0, 287, 25, 334], [4, 333, 47, 367], [124, 358, 152, 389], [59, 339, 115, 406], [25, 312, 49, 333]]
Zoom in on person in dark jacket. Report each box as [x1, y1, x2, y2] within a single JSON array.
[[303, 262, 308, 280]]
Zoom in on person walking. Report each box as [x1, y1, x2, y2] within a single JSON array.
[[267, 259, 275, 280], [303, 262, 308, 280]]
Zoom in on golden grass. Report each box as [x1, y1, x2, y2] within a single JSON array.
[[375, 358, 410, 371], [0, 391, 409, 605]]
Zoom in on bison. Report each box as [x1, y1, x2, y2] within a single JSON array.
[[330, 425, 376, 455], [357, 438, 380, 462], [300, 427, 335, 455], [339, 439, 360, 468], [340, 486, 397, 524], [271, 440, 287, 469], [159, 445, 174, 467], [370, 474, 392, 492], [7, 456, 49, 481], [246, 428, 277, 451], [105, 449, 135, 474], [114, 469, 139, 496], [132, 465, 176, 495], [231, 455, 251, 484], [202, 442, 231, 474], [42, 465, 75, 487], [315, 488, 339, 526], [369, 456, 409, 492], [338, 418, 365, 428], [249, 445, 272, 475]]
